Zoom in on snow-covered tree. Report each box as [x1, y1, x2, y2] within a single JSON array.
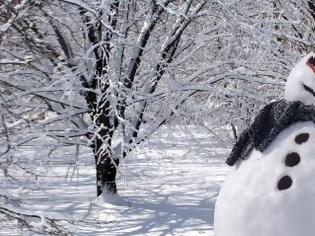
[[1, 0, 315, 199], [2, 0, 315, 234], [0, 0, 216, 196]]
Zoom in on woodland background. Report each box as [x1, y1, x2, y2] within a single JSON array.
[[0, 0, 314, 235]]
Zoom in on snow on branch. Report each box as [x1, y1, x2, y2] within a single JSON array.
[[58, 0, 97, 15], [0, 0, 28, 33], [0, 206, 72, 235]]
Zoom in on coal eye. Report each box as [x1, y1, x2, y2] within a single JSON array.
[[303, 84, 315, 97]]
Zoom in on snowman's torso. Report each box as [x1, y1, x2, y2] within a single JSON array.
[[214, 121, 315, 236]]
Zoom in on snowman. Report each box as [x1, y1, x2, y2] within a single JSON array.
[[214, 52, 315, 236]]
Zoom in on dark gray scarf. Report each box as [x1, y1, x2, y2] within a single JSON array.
[[226, 100, 315, 166]]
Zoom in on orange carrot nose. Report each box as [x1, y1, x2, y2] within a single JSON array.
[[306, 62, 315, 73], [307, 56, 315, 73]]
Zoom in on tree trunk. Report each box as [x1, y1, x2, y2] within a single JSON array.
[[95, 151, 119, 196], [91, 121, 119, 196]]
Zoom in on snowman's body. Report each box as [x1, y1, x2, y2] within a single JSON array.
[[214, 121, 315, 236], [214, 53, 315, 236]]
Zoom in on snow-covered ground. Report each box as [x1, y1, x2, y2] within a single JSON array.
[[0, 125, 230, 235]]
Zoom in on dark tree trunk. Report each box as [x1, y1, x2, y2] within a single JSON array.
[[95, 152, 119, 196], [92, 113, 118, 196], [91, 124, 119, 196]]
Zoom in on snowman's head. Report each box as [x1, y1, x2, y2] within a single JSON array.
[[284, 52, 315, 105]]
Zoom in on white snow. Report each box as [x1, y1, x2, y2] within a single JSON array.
[[284, 52, 315, 105], [214, 121, 315, 236], [0, 125, 229, 235], [0, 23, 10, 32]]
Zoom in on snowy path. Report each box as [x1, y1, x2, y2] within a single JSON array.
[[0, 125, 230, 235]]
